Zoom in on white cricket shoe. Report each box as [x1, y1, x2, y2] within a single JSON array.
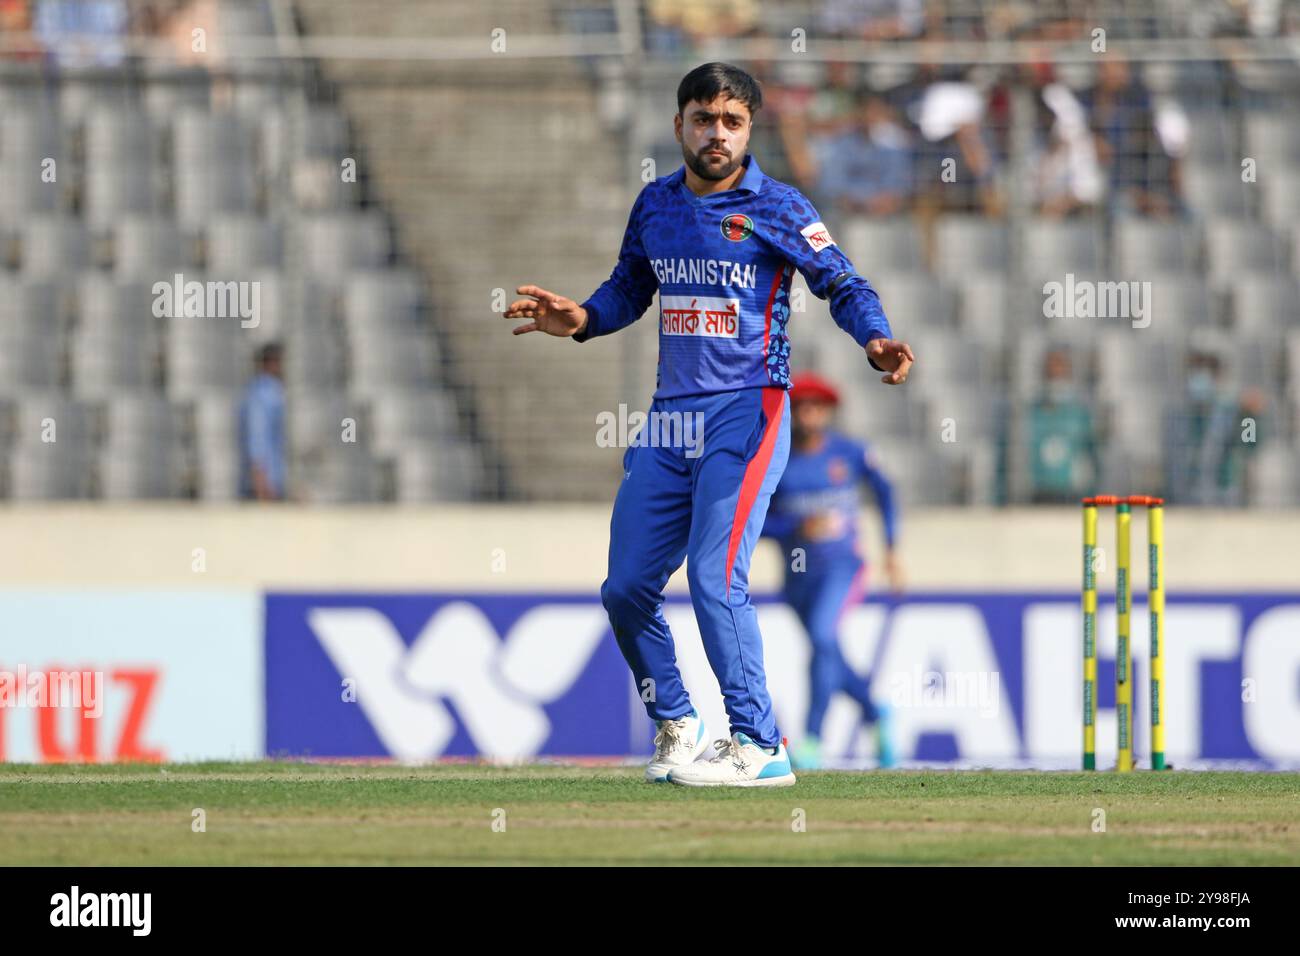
[[667, 732, 797, 788], [645, 709, 708, 783]]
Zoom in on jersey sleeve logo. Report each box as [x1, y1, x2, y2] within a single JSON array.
[[720, 214, 754, 242], [800, 221, 835, 252]]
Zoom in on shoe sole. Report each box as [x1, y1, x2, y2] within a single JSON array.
[[667, 772, 797, 788]]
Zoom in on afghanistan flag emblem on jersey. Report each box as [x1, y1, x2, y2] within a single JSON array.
[[720, 213, 754, 242]]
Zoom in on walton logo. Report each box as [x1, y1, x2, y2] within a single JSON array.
[[306, 603, 608, 760]]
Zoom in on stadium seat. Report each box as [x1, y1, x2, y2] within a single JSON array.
[[1020, 219, 1105, 282], [1249, 445, 1300, 507], [1112, 217, 1202, 274], [1245, 112, 1300, 164], [207, 218, 284, 272], [392, 443, 483, 502], [286, 390, 367, 462], [58, 76, 134, 127], [8, 446, 92, 499], [141, 65, 211, 117], [98, 395, 186, 499], [1180, 107, 1235, 164], [76, 276, 161, 337], [0, 111, 63, 220], [0, 278, 64, 329], [84, 159, 161, 227], [1095, 332, 1183, 402], [175, 161, 259, 228], [367, 389, 460, 457], [71, 334, 159, 399], [165, 323, 250, 399], [1141, 274, 1216, 336], [21, 219, 92, 277], [0, 315, 63, 396], [262, 107, 349, 172], [6, 395, 95, 499], [294, 213, 391, 276], [958, 274, 1008, 341], [934, 217, 1011, 277], [173, 110, 256, 166], [1258, 165, 1300, 231], [841, 218, 926, 274], [342, 270, 425, 328], [114, 218, 195, 277], [873, 273, 958, 330], [1206, 220, 1290, 284], [1230, 276, 1300, 345], [299, 449, 379, 504], [349, 330, 440, 394], [918, 384, 1003, 440], [1182, 163, 1254, 218], [99, 446, 187, 499], [907, 332, 987, 388]]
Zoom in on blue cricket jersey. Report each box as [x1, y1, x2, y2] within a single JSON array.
[[762, 430, 898, 567], [575, 154, 892, 398]]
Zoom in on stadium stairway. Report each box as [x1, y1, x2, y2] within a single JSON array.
[[295, 0, 653, 501]]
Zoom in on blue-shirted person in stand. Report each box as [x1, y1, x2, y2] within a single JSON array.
[[238, 342, 286, 501], [762, 372, 903, 770], [504, 63, 914, 787]]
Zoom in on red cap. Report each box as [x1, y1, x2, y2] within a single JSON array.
[[789, 372, 840, 406]]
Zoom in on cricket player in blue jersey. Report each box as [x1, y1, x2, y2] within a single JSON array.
[[505, 63, 914, 787], [762, 372, 902, 771]]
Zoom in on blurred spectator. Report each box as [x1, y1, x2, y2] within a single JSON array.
[[0, 0, 42, 60], [161, 0, 225, 65], [34, 0, 127, 68], [795, 60, 862, 137], [645, 0, 758, 55], [1082, 59, 1180, 218], [1033, 82, 1106, 216], [818, 0, 925, 40], [1027, 348, 1098, 503], [1164, 352, 1263, 506], [784, 92, 915, 216], [239, 343, 286, 502], [904, 65, 1003, 215]]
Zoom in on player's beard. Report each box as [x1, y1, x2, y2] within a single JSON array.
[[682, 141, 743, 181]]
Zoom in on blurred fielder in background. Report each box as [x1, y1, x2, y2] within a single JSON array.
[[763, 372, 902, 770]]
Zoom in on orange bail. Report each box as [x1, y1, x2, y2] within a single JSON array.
[[1082, 495, 1163, 507]]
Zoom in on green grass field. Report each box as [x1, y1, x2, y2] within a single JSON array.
[[2, 763, 1297, 865]]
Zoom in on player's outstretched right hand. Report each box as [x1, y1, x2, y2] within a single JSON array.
[[504, 285, 589, 337]]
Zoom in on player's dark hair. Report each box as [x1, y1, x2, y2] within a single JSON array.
[[677, 62, 762, 118]]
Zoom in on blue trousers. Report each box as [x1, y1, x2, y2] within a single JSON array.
[[601, 386, 790, 748], [783, 556, 879, 737]]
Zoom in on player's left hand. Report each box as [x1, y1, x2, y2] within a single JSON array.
[[866, 338, 914, 385]]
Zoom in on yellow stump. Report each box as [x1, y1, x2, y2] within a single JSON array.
[[1115, 503, 1133, 772], [1149, 504, 1165, 770], [1082, 504, 1097, 771]]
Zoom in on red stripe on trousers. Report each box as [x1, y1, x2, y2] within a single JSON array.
[[724, 387, 787, 594]]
